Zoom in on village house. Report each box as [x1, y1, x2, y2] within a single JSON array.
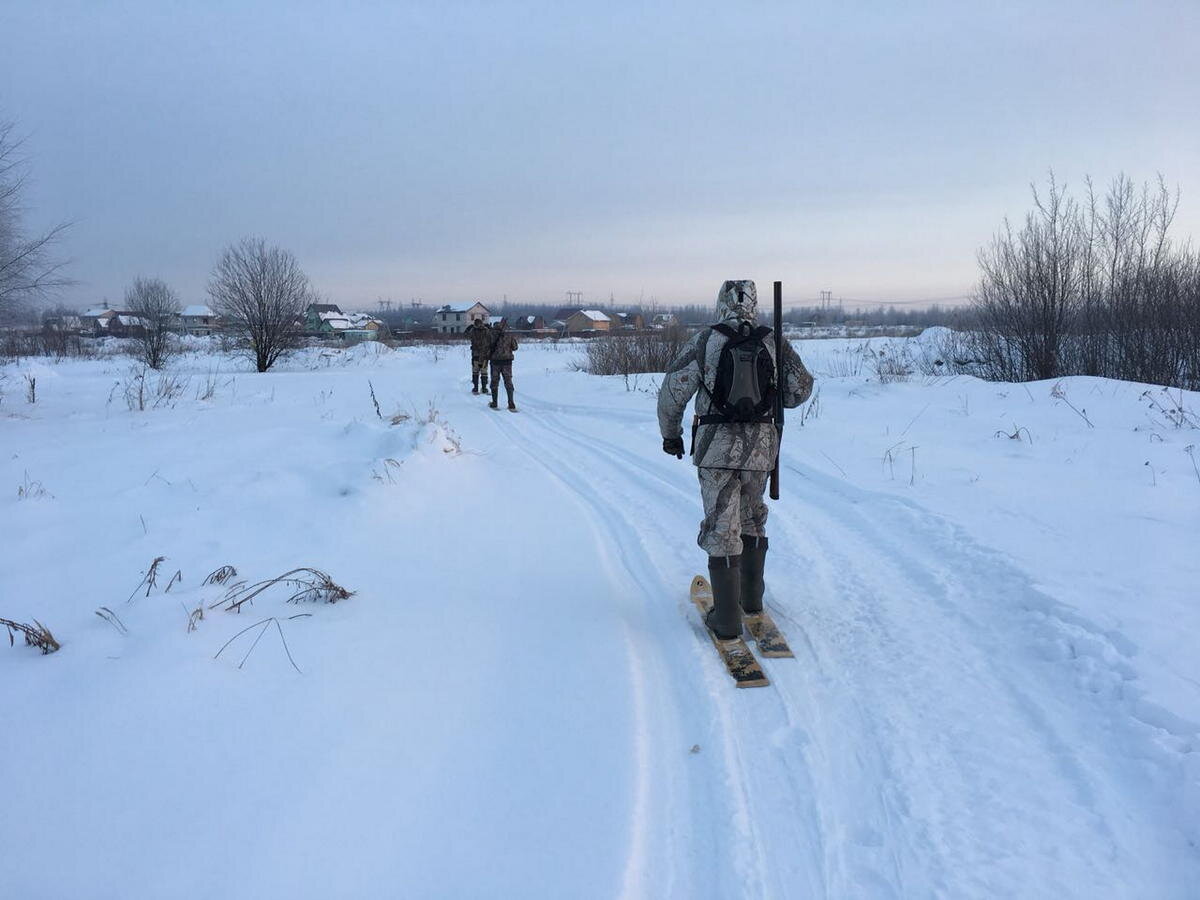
[[651, 312, 679, 329], [316, 312, 353, 335], [106, 314, 148, 338], [81, 305, 122, 334], [433, 302, 490, 334], [305, 303, 344, 334], [178, 304, 220, 336], [564, 309, 612, 334], [341, 314, 388, 343], [612, 312, 645, 330], [510, 314, 545, 332]]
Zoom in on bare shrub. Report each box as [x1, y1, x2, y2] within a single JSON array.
[[581, 328, 689, 377], [208, 237, 313, 373], [820, 342, 869, 378], [974, 174, 1082, 382], [972, 173, 1200, 388], [113, 365, 188, 411], [126, 276, 181, 370], [0, 328, 93, 360], [867, 342, 914, 383], [2, 616, 60, 654]]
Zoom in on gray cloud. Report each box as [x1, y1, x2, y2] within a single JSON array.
[[3, 0, 1198, 308]]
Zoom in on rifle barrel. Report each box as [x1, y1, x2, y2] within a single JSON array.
[[770, 281, 783, 500]]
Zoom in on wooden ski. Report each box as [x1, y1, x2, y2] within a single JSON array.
[[744, 611, 794, 658], [690, 576, 768, 688]]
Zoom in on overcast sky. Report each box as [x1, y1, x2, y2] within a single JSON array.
[[3, 0, 1198, 310]]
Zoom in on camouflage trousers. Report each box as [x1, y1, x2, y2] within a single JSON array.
[[490, 360, 514, 399], [697, 467, 770, 557], [471, 356, 489, 389]]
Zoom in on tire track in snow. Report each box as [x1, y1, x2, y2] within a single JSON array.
[[511, 393, 830, 899], [482, 409, 683, 898], [488, 403, 788, 899]]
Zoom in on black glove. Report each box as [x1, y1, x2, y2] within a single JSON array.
[[662, 437, 684, 459]]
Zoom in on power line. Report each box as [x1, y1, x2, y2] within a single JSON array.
[[787, 294, 972, 308]]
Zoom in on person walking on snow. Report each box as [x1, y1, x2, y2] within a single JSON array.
[[488, 318, 519, 411], [657, 280, 814, 640], [466, 316, 492, 394]]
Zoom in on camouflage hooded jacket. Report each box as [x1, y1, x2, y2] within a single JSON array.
[[488, 321, 518, 361], [657, 280, 814, 471], [467, 320, 492, 357]]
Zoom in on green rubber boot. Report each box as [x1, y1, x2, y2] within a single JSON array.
[[705, 554, 743, 640], [740, 535, 767, 614]]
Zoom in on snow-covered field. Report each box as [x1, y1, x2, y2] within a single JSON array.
[[3, 336, 1198, 899]]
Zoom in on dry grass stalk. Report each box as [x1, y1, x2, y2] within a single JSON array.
[[211, 567, 354, 613], [2, 617, 60, 654], [183, 602, 204, 633], [368, 380, 383, 419], [17, 470, 52, 499], [995, 424, 1034, 444], [127, 556, 167, 603], [213, 614, 312, 673], [94, 606, 128, 634], [1050, 382, 1094, 428], [204, 565, 238, 586]]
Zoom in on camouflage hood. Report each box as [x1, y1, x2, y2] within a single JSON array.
[[716, 280, 758, 324]]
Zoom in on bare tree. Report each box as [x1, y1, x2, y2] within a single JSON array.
[[208, 237, 312, 372], [0, 120, 70, 321], [973, 174, 1084, 381], [125, 276, 180, 369]]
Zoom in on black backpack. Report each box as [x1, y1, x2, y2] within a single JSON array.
[[700, 322, 777, 424]]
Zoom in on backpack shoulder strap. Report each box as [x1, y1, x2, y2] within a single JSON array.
[[696, 327, 715, 396]]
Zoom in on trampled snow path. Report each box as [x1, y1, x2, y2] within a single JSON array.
[[4, 343, 1197, 899]]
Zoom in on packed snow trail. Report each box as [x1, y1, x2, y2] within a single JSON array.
[[4, 342, 1198, 899]]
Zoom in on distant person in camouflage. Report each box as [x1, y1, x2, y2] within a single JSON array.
[[466, 317, 492, 394], [657, 279, 814, 640], [488, 318, 519, 411]]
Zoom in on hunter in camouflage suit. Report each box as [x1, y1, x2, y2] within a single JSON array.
[[466, 318, 492, 394], [657, 280, 814, 639], [488, 318, 519, 411]]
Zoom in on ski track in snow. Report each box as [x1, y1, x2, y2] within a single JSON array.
[[505, 383, 1199, 900]]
